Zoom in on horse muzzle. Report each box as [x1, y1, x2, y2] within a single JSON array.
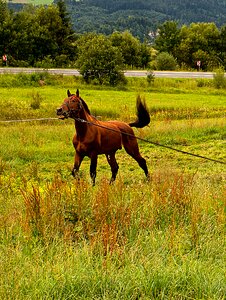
[[56, 107, 69, 119]]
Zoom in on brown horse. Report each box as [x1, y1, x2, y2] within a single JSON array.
[[56, 89, 150, 185]]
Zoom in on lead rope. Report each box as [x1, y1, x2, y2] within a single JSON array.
[[74, 117, 226, 165]]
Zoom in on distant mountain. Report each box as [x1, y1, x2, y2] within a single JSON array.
[[7, 0, 226, 41], [63, 0, 226, 40]]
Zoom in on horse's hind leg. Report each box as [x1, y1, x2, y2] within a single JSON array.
[[135, 154, 149, 178], [123, 137, 149, 178], [106, 153, 119, 183]]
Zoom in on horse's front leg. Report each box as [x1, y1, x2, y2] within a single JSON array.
[[106, 153, 119, 184], [90, 155, 98, 186], [72, 151, 84, 178]]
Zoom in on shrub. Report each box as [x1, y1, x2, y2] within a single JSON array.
[[30, 92, 43, 109], [55, 54, 69, 68], [213, 68, 226, 89], [34, 56, 56, 69], [156, 52, 178, 71], [147, 70, 155, 85]]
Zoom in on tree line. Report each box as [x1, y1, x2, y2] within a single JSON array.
[[67, 0, 226, 40], [154, 21, 226, 71], [1, 0, 226, 85]]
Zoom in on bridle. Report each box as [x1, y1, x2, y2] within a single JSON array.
[[63, 95, 83, 118]]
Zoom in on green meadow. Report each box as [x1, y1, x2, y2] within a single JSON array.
[[0, 74, 225, 299]]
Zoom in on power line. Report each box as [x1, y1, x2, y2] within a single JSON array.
[[0, 118, 59, 123], [75, 117, 226, 165]]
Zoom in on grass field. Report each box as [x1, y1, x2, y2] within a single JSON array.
[[0, 74, 225, 299]]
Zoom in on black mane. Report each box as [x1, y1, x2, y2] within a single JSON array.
[[80, 98, 91, 115]]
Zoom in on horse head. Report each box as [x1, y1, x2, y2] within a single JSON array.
[[56, 89, 90, 119]]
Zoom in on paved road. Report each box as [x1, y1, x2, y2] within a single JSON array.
[[0, 67, 215, 78], [124, 70, 215, 78]]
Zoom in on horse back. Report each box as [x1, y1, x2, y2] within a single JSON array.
[[108, 120, 135, 136]]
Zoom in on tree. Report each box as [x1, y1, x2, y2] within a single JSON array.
[[55, 0, 77, 62], [7, 9, 35, 66], [77, 33, 125, 85], [175, 23, 221, 70], [0, 0, 10, 57], [153, 21, 181, 57], [110, 30, 152, 69], [0, 1, 77, 67], [140, 43, 152, 69], [219, 25, 226, 68], [0, 0, 8, 24], [33, 5, 61, 62]]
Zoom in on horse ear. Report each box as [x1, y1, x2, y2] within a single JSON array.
[[76, 89, 79, 97], [67, 90, 72, 97]]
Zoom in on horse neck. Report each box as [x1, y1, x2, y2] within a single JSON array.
[[74, 108, 93, 137]]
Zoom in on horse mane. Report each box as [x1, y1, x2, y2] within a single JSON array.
[[80, 98, 91, 115]]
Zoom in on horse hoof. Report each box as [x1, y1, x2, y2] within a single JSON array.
[[72, 169, 79, 178], [109, 178, 116, 184]]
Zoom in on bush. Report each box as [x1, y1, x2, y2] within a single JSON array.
[[55, 55, 70, 68], [147, 70, 155, 85], [156, 52, 178, 71], [34, 56, 56, 69], [30, 91, 43, 109], [196, 79, 213, 88], [213, 68, 226, 89]]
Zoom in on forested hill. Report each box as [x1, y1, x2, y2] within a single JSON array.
[[61, 0, 226, 40]]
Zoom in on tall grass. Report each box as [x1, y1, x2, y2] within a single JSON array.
[[0, 170, 225, 299]]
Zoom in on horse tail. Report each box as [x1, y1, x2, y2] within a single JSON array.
[[129, 95, 150, 128]]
